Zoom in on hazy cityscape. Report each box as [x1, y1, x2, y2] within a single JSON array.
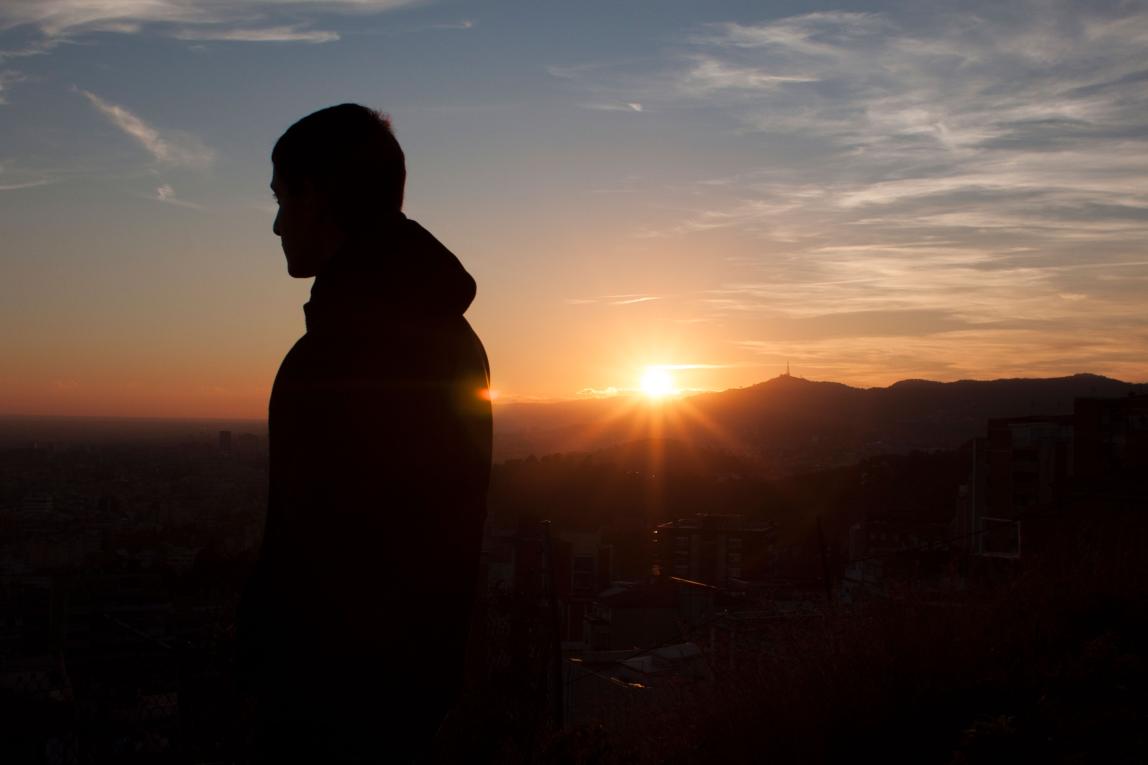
[[2, 373, 1145, 761]]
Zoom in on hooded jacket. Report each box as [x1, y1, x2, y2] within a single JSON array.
[[240, 215, 492, 726]]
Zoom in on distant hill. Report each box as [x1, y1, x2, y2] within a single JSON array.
[[494, 373, 1146, 474]]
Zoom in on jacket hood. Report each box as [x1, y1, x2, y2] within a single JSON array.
[[304, 214, 476, 332]]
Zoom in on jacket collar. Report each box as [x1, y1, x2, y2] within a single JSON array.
[[304, 214, 477, 333]]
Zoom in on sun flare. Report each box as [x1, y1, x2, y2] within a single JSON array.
[[640, 367, 676, 398]]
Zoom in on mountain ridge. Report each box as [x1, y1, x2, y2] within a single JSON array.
[[494, 373, 1146, 472]]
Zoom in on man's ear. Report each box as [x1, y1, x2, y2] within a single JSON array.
[[313, 184, 350, 260], [300, 179, 333, 223]]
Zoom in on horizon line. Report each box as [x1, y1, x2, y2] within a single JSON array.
[[2, 371, 1141, 420]]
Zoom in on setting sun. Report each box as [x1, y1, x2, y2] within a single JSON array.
[[640, 367, 676, 398]]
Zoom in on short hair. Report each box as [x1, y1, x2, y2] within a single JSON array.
[[272, 103, 406, 225]]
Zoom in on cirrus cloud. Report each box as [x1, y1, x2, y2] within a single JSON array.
[[79, 89, 215, 166], [554, 1, 1148, 383], [0, 69, 24, 104], [0, 0, 421, 44]]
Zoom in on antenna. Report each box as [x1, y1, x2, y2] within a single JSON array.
[[786, 361, 791, 377]]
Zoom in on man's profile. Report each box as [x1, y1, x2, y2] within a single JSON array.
[[238, 104, 492, 762]]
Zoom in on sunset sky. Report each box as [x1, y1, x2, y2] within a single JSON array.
[[2, 0, 1146, 418]]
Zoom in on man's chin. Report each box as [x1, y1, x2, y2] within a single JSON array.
[[285, 260, 316, 279]]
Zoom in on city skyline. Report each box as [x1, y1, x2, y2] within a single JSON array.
[[2, 0, 1147, 417]]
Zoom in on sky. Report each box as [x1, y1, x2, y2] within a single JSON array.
[[1, 0, 1146, 418]]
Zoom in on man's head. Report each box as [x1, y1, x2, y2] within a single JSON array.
[[271, 104, 406, 278]]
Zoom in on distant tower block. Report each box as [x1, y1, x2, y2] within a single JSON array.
[[219, 430, 233, 454], [785, 362, 791, 377]]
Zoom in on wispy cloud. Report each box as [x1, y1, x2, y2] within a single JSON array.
[[678, 57, 818, 93], [153, 183, 200, 208], [0, 69, 24, 104], [170, 25, 340, 44], [425, 19, 476, 31], [566, 294, 661, 306], [577, 386, 621, 398], [0, 1, 419, 43], [0, 160, 56, 190], [611, 295, 658, 305], [79, 89, 214, 166], [0, 36, 64, 60], [0, 178, 52, 191], [555, 3, 1148, 382], [585, 101, 644, 112], [562, 4, 1148, 238], [695, 12, 889, 55]]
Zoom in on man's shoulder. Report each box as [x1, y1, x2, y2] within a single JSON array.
[[300, 313, 485, 383]]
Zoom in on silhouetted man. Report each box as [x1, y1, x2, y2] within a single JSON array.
[[239, 104, 492, 763]]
